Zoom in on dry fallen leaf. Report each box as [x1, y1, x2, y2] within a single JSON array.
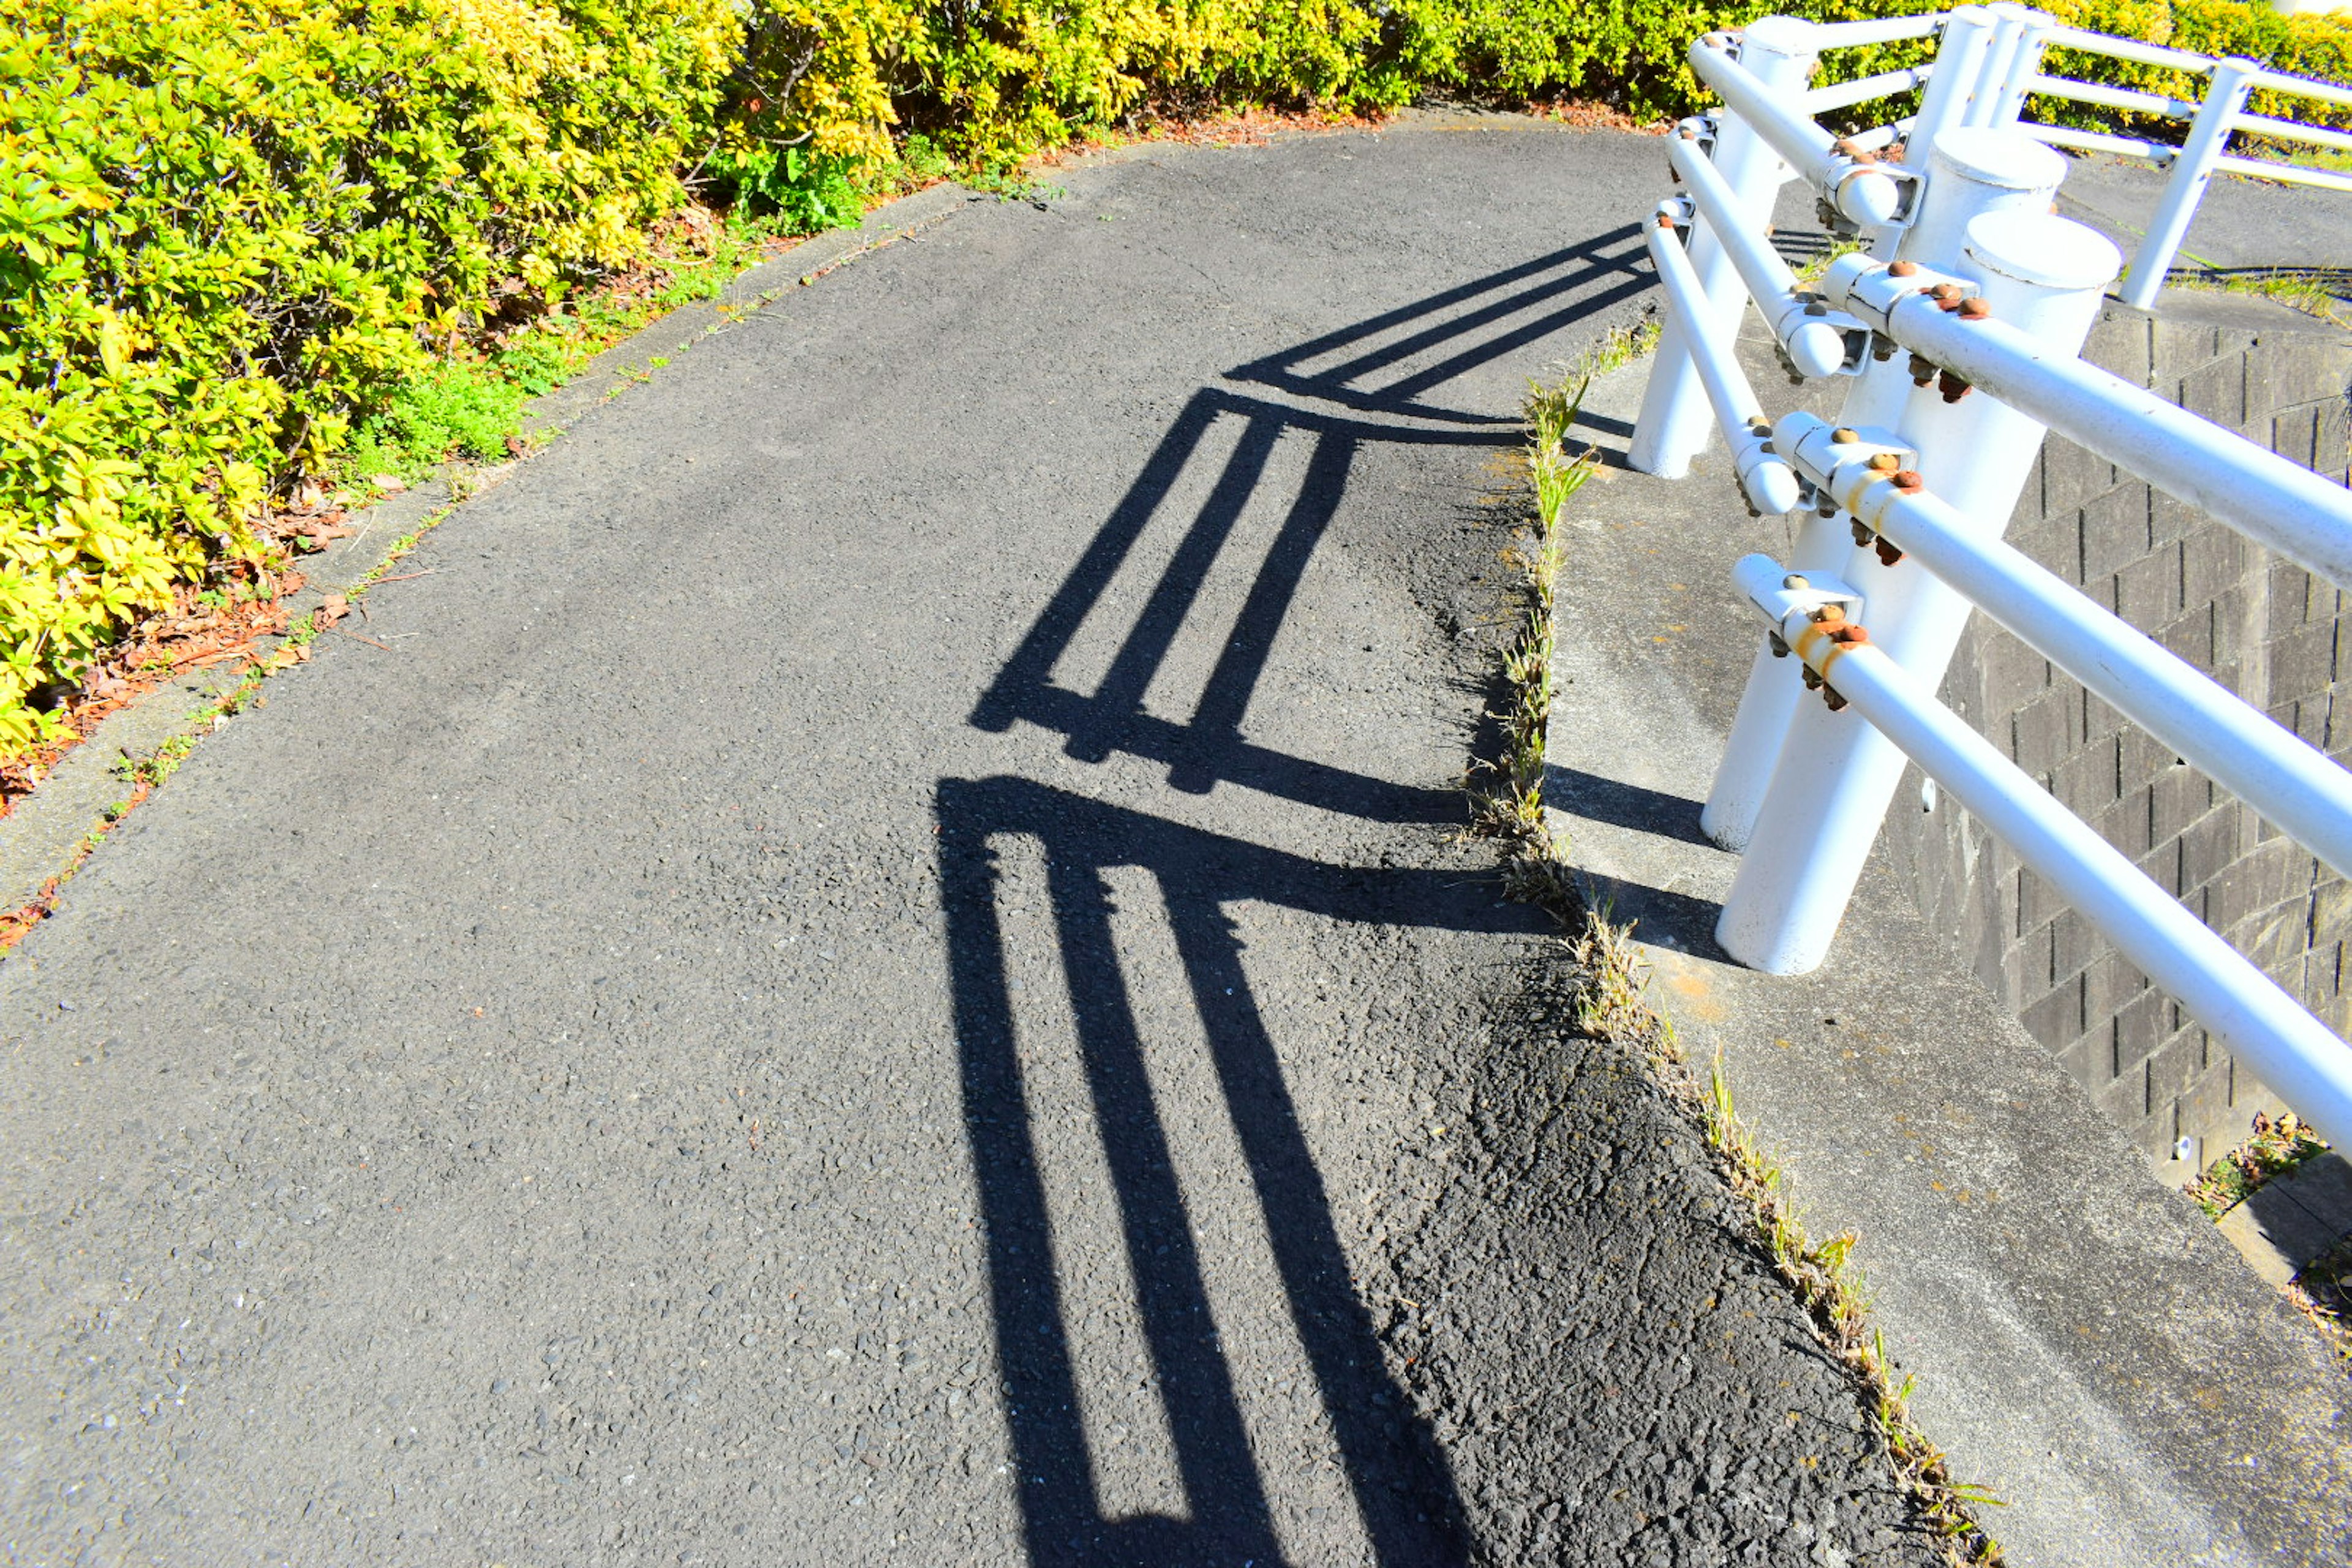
[[315, 594, 349, 629]]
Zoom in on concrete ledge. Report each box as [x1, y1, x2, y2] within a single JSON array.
[[1545, 336, 2352, 1568]]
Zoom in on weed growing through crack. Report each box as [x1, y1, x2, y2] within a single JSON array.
[[1470, 372, 1593, 859], [1469, 361, 2006, 1565], [1568, 913, 2008, 1565], [2188, 1110, 2332, 1218]]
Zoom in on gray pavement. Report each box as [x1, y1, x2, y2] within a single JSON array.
[[1545, 320, 2352, 1568], [0, 120, 1945, 1566]]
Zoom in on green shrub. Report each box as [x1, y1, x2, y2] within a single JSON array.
[[0, 0, 738, 749], [5, 0, 2351, 760]]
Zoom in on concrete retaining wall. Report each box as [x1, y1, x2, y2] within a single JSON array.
[[1881, 290, 2352, 1180]]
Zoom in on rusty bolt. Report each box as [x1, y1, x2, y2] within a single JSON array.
[[1893, 469, 1924, 491], [1679, 124, 1698, 140], [1907, 353, 1936, 386], [1812, 603, 1846, 625], [1803, 665, 1825, 690], [1768, 630, 1791, 658], [1875, 537, 1905, 567], [1850, 517, 1874, 548], [1831, 426, 1860, 444], [1888, 260, 1920, 277], [1831, 624, 1871, 645], [1656, 213, 1676, 230], [1871, 332, 1898, 362], [1957, 296, 1991, 321], [1937, 368, 1972, 403], [1823, 685, 1849, 712], [1867, 451, 1900, 472], [1929, 281, 1964, 301]]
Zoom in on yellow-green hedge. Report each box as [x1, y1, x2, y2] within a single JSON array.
[[4, 0, 2350, 759], [1, 0, 738, 749]]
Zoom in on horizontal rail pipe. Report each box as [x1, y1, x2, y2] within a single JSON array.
[[2249, 67, 2352, 113], [1804, 65, 1936, 114], [1733, 552, 2352, 1156], [1800, 13, 1951, 48], [1690, 34, 1919, 228], [2023, 74, 2194, 119], [2213, 154, 2352, 194], [2019, 123, 2173, 162], [2041, 25, 2215, 73], [1779, 410, 2352, 882], [2234, 112, 2352, 155], [1824, 252, 2352, 592], [1666, 130, 1860, 378]]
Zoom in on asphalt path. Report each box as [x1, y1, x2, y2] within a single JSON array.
[[0, 119, 1939, 1566]]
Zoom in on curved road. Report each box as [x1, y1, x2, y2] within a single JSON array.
[[0, 119, 1937, 1566]]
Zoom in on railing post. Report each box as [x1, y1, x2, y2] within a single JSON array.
[[1983, 2, 2054, 126], [1714, 204, 2122, 974], [2118, 57, 2259, 311], [1702, 126, 2068, 851], [1627, 19, 1818, 479]]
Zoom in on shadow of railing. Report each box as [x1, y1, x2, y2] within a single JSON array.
[[949, 229, 1655, 1563], [971, 224, 1652, 821], [939, 776, 1541, 1566]]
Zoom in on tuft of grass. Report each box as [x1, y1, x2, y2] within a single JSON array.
[[2168, 266, 2352, 331], [2291, 1235, 2352, 1363], [2188, 1110, 2331, 1218], [1469, 371, 1594, 854], [346, 361, 527, 481]]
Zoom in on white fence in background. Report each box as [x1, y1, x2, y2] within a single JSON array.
[[1626, 4, 2352, 1155]]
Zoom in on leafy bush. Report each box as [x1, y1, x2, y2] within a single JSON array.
[[5, 0, 2350, 759], [0, 0, 737, 748]]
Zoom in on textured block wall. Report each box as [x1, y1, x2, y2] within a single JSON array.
[[1880, 291, 2352, 1181]]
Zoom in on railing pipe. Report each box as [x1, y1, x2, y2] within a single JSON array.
[[1985, 4, 2055, 124], [1804, 65, 1936, 115], [1664, 131, 1856, 379], [2248, 67, 2352, 113], [1901, 6, 1999, 172], [2019, 123, 2173, 162], [2212, 155, 2352, 195], [1717, 208, 2119, 970], [1730, 553, 2352, 1156], [1786, 410, 2352, 881], [1801, 13, 1951, 48], [1704, 127, 2070, 852], [2023, 74, 2195, 119], [2041, 26, 2215, 73], [2118, 56, 2259, 308], [1629, 22, 1821, 479], [1829, 254, 2352, 592], [1643, 210, 1805, 516], [1687, 34, 1915, 228], [2233, 113, 2352, 155]]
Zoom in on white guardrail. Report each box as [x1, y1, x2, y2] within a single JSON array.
[[1628, 4, 2352, 1155]]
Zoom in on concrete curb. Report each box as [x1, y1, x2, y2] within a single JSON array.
[[1544, 335, 2352, 1567], [0, 182, 979, 918]]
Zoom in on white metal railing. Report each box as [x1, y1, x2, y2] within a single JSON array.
[[1623, 7, 2352, 1156]]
